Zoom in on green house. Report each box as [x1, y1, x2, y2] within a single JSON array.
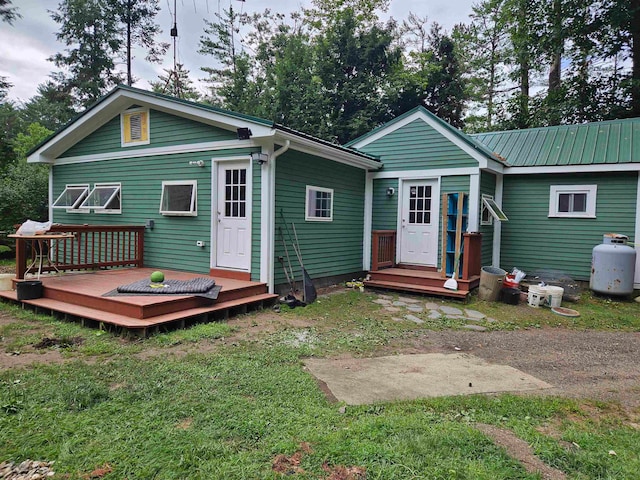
[[28, 87, 640, 294]]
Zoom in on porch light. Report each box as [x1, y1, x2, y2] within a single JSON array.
[[251, 152, 269, 165], [386, 187, 395, 197]]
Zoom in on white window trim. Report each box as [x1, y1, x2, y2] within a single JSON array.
[[120, 108, 150, 147], [160, 180, 197, 216], [305, 185, 333, 222], [52, 184, 90, 213], [482, 195, 509, 222], [80, 183, 122, 214], [481, 194, 494, 226], [549, 184, 597, 218]]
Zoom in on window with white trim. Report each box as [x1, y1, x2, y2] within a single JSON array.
[[160, 180, 197, 216], [549, 185, 597, 218], [481, 195, 508, 224], [80, 183, 121, 214], [121, 109, 150, 146], [305, 186, 333, 221], [52, 184, 89, 212]]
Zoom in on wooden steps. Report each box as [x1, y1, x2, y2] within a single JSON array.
[[0, 268, 278, 335], [364, 267, 480, 299]]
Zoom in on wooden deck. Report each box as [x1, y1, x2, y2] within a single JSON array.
[[364, 265, 480, 299], [0, 268, 278, 335]]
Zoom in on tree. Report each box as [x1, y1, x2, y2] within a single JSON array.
[[150, 64, 201, 101], [20, 80, 76, 131], [0, 123, 51, 231], [0, 0, 19, 24]]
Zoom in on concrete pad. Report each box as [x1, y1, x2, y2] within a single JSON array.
[[305, 353, 552, 405]]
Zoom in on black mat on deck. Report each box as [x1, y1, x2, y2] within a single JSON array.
[[103, 278, 221, 300]]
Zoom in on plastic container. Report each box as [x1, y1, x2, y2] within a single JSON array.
[[545, 286, 564, 307], [527, 285, 547, 308], [590, 233, 636, 296], [16, 280, 43, 300], [0, 273, 14, 291], [502, 274, 519, 289], [501, 287, 520, 305], [478, 266, 507, 301]]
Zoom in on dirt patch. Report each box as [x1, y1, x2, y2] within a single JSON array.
[[321, 463, 366, 480], [33, 336, 83, 349], [476, 423, 567, 480]]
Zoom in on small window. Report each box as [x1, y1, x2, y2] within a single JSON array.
[[52, 184, 89, 211], [160, 180, 197, 216], [121, 109, 149, 146], [305, 185, 333, 221], [481, 195, 508, 224], [549, 185, 596, 218], [80, 183, 121, 214]]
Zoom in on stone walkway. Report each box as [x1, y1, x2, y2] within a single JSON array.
[[372, 294, 496, 331]]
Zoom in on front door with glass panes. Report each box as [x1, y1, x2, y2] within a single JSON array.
[[216, 161, 250, 270], [399, 179, 439, 265]]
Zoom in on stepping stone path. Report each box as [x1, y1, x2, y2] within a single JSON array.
[[372, 294, 495, 331]]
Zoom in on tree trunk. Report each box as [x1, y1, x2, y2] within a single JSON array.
[[126, 0, 132, 86], [548, 0, 562, 93], [631, 0, 640, 116]]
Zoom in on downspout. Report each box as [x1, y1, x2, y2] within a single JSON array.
[[267, 140, 290, 293], [48, 167, 54, 222]]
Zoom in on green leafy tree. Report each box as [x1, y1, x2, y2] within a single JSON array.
[[0, 123, 52, 231], [20, 80, 77, 131]]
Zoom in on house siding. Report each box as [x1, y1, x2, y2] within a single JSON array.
[[501, 172, 637, 280], [480, 171, 496, 267], [372, 178, 399, 230], [356, 119, 478, 170], [52, 148, 255, 274], [274, 150, 366, 286], [60, 109, 237, 158]]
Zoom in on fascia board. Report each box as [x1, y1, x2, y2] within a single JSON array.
[[504, 164, 640, 175]]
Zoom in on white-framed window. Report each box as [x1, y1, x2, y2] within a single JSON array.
[[52, 184, 89, 212], [549, 185, 597, 218], [481, 194, 508, 224], [121, 108, 150, 147], [305, 185, 333, 221], [160, 180, 197, 216], [80, 183, 122, 214]]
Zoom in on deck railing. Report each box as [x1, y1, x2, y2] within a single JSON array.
[[371, 230, 396, 271], [15, 224, 145, 280]]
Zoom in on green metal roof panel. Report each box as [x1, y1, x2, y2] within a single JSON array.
[[471, 117, 640, 167]]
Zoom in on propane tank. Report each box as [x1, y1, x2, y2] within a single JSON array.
[[590, 233, 636, 296]]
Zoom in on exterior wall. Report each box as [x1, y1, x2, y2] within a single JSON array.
[[501, 172, 637, 280], [60, 109, 236, 158], [372, 178, 399, 230], [356, 119, 478, 170], [251, 161, 262, 281], [274, 150, 366, 286], [52, 147, 255, 274], [479, 171, 496, 267]]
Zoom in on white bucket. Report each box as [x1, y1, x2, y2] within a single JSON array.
[[546, 286, 564, 308], [527, 285, 547, 308], [0, 273, 15, 291]]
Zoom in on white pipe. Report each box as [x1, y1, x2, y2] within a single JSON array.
[[267, 140, 290, 292]]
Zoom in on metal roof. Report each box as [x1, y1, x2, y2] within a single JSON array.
[[471, 118, 640, 167]]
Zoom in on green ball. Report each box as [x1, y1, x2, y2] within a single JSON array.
[[150, 271, 165, 283]]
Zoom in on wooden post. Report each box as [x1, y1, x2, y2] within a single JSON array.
[[15, 237, 26, 280]]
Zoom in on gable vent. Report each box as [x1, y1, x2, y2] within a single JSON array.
[[129, 113, 143, 141]]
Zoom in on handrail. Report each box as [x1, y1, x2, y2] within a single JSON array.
[[371, 230, 396, 271], [14, 224, 145, 280]]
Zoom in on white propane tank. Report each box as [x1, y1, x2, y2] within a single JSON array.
[[590, 233, 636, 296]]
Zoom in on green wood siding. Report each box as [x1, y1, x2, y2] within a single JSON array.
[[52, 148, 255, 274], [357, 119, 478, 170], [480, 171, 496, 266], [372, 178, 399, 230], [60, 109, 237, 158], [251, 159, 262, 281], [501, 173, 637, 280], [274, 150, 366, 285]]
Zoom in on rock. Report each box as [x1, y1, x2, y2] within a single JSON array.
[[392, 301, 407, 307], [464, 309, 486, 320], [440, 305, 463, 315], [425, 302, 440, 310], [384, 306, 402, 312], [485, 317, 498, 323], [462, 324, 487, 332], [398, 296, 420, 304], [404, 314, 424, 324], [391, 317, 404, 322], [427, 310, 442, 319], [635, 296, 640, 303], [377, 294, 393, 300], [407, 305, 424, 313], [0, 460, 55, 480], [373, 299, 392, 305]]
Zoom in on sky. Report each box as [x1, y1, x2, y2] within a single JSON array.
[[0, 0, 476, 103]]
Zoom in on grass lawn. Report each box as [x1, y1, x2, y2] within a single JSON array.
[[1, 289, 639, 479]]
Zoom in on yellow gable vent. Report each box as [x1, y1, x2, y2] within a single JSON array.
[[122, 109, 149, 145]]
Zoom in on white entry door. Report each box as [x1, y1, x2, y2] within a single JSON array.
[[216, 161, 251, 270], [399, 180, 439, 265]]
